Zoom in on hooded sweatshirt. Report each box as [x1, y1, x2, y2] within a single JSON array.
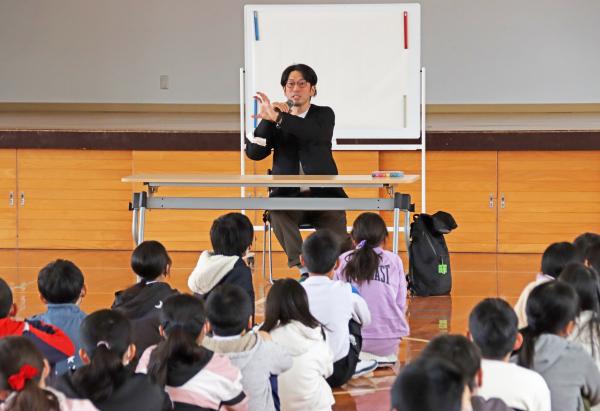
[[270, 321, 334, 411], [203, 331, 293, 411], [187, 251, 255, 317], [1, 387, 98, 411], [516, 333, 600, 411], [111, 281, 178, 363]]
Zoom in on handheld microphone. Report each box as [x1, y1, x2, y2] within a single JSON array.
[[274, 100, 294, 112]]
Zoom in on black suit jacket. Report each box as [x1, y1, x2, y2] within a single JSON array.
[[245, 104, 347, 198]]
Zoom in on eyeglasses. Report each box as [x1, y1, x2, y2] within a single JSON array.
[[285, 80, 309, 89]]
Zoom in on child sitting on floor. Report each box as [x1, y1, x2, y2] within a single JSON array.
[[137, 294, 248, 411], [514, 241, 583, 328], [0, 277, 74, 371], [188, 212, 255, 319], [111, 240, 179, 364], [29, 259, 88, 375], [52, 309, 169, 411], [421, 334, 513, 411], [333, 212, 409, 364], [515, 281, 600, 411], [260, 279, 334, 411], [468, 298, 550, 411], [301, 230, 375, 387], [559, 262, 600, 372], [0, 336, 97, 411], [203, 284, 292, 411]]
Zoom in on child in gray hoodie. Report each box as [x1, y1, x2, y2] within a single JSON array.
[[203, 284, 293, 411], [514, 281, 600, 411]]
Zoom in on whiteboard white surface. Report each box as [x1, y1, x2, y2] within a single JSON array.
[[244, 4, 421, 143]]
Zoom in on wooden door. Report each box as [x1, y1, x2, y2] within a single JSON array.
[[0, 150, 17, 248], [17, 150, 132, 249], [131, 151, 242, 251], [380, 151, 498, 252], [498, 151, 600, 253]]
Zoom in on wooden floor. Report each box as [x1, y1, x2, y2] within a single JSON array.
[[1, 249, 541, 410]]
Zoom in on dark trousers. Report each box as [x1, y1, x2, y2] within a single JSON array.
[[269, 209, 352, 268], [326, 319, 363, 388]]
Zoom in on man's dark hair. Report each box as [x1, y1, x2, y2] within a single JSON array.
[[210, 212, 254, 257], [280, 63, 318, 87], [468, 298, 518, 360], [205, 284, 253, 337], [37, 259, 84, 304], [391, 357, 464, 411], [301, 230, 341, 274], [421, 334, 481, 391], [541, 241, 583, 278], [0, 278, 14, 318]]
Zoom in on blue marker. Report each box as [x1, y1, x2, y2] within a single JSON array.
[[253, 98, 258, 128], [253, 11, 259, 41]]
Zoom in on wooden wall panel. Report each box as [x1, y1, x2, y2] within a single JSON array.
[[498, 151, 600, 253], [17, 150, 132, 249], [0, 150, 17, 248], [380, 151, 498, 252], [131, 151, 243, 252]]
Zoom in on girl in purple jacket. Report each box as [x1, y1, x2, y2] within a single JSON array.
[[333, 213, 409, 362]]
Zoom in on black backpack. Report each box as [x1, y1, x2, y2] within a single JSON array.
[[408, 211, 457, 296]]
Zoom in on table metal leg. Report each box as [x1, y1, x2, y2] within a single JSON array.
[[393, 207, 400, 254]]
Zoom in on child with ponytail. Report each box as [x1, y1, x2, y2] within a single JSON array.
[[333, 212, 409, 363], [52, 310, 169, 411], [515, 281, 600, 411], [136, 294, 248, 411], [0, 336, 96, 411]]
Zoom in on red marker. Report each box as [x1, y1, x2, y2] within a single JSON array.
[[404, 11, 408, 49]]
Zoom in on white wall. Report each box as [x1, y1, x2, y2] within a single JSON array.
[[1, 0, 599, 104]]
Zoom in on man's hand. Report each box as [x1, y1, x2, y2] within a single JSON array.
[[251, 92, 278, 122], [271, 102, 291, 113]]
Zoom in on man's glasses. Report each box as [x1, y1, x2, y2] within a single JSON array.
[[285, 80, 309, 89]]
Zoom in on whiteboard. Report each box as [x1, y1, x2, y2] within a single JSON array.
[[244, 3, 421, 145]]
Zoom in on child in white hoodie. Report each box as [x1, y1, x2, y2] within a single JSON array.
[[261, 279, 334, 411], [188, 213, 255, 319]]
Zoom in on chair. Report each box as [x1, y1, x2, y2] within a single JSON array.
[[261, 210, 315, 284]]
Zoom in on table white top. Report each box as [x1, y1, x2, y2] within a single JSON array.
[[122, 173, 420, 187]]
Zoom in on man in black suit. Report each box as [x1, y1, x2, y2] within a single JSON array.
[[245, 64, 351, 274]]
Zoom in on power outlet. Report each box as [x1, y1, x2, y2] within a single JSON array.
[[160, 75, 169, 90]]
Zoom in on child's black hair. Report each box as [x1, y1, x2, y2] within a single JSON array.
[[0, 278, 13, 318], [205, 284, 253, 337], [421, 334, 481, 391], [517, 281, 579, 369], [210, 212, 254, 257], [468, 298, 519, 360], [341, 212, 387, 284], [0, 336, 60, 411], [120, 240, 172, 301], [37, 259, 84, 304], [301, 229, 340, 274], [261, 278, 322, 333], [390, 357, 465, 411], [573, 232, 600, 260], [541, 241, 583, 278], [147, 294, 212, 387], [71, 309, 133, 403], [559, 262, 600, 358]]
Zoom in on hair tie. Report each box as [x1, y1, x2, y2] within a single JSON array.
[[356, 240, 367, 249], [7, 364, 38, 392], [96, 340, 111, 349]]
